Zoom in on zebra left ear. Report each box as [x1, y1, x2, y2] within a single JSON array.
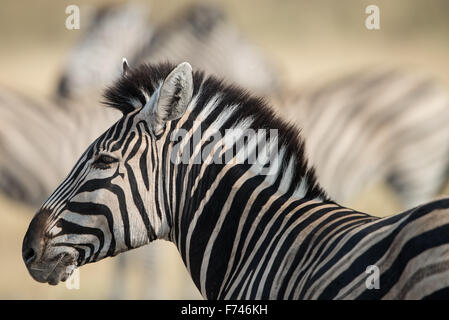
[[156, 62, 193, 122], [142, 62, 193, 133], [122, 57, 130, 76]]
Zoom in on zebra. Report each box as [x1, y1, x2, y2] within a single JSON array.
[[22, 62, 449, 299], [278, 66, 449, 209], [56, 2, 281, 103]]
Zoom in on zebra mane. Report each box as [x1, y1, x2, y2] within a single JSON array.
[[103, 62, 328, 201]]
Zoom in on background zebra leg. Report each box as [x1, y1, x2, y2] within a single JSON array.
[[137, 242, 199, 299], [108, 253, 129, 299], [107, 242, 200, 299]]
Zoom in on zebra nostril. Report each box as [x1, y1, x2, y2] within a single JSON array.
[[22, 208, 52, 267], [23, 247, 36, 265]]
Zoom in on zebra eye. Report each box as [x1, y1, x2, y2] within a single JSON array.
[[92, 154, 118, 169]]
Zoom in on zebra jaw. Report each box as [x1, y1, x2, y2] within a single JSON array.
[[26, 251, 78, 286]]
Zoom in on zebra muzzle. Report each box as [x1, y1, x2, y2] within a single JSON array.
[[22, 209, 77, 285]]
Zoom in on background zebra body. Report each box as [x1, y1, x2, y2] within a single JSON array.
[[279, 67, 449, 209], [56, 2, 281, 102], [56, 2, 152, 102], [131, 3, 281, 98], [0, 86, 121, 205], [22, 63, 449, 299]]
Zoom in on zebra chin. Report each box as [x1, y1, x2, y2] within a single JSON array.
[[25, 251, 78, 286]]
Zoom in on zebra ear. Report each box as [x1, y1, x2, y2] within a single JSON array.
[[156, 62, 193, 122], [122, 57, 130, 76], [142, 62, 193, 133]]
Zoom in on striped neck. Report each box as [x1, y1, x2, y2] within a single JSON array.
[[103, 62, 334, 298], [164, 155, 370, 298], [150, 79, 335, 298]]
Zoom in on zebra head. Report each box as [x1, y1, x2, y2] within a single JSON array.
[[23, 62, 194, 285]]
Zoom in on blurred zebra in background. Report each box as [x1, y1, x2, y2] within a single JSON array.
[[130, 2, 281, 98], [278, 67, 449, 209], [56, 2, 151, 102], [56, 2, 281, 103], [0, 85, 121, 205]]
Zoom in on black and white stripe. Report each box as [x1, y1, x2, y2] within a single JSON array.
[[23, 63, 449, 299]]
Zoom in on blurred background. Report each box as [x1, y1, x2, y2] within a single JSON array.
[[1, 0, 449, 299]]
